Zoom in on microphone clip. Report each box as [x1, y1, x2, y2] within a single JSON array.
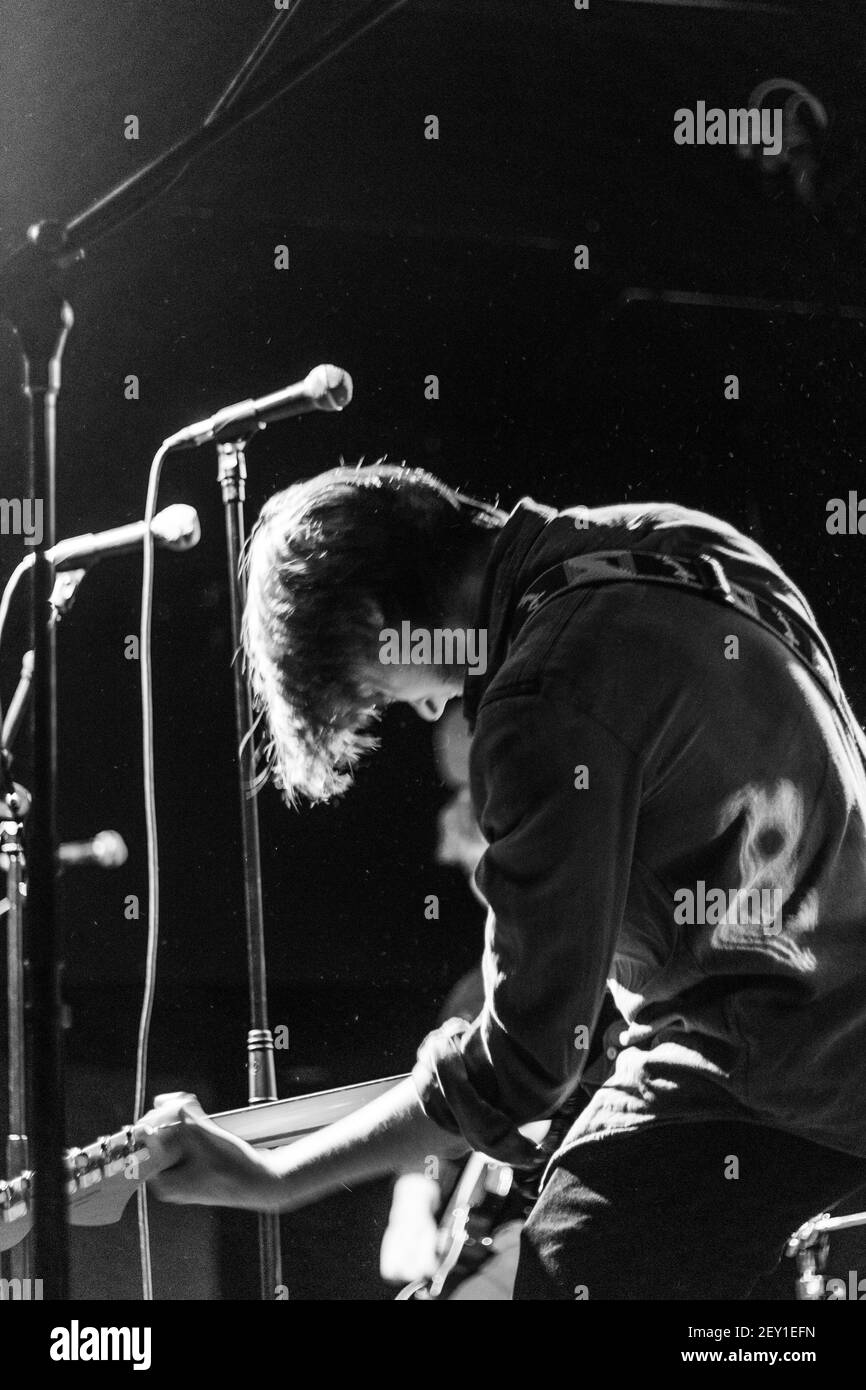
[[49, 568, 88, 621], [216, 438, 249, 505]]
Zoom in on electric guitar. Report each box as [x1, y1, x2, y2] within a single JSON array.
[[396, 1116, 552, 1300], [395, 1151, 518, 1300], [0, 1073, 407, 1253]]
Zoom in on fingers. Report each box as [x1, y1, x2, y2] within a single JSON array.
[[144, 1096, 234, 1205], [138, 1091, 203, 1173], [146, 1106, 212, 1205], [152, 1090, 199, 1112], [178, 1097, 207, 1120], [178, 1098, 224, 1139], [140, 1092, 199, 1135], [141, 1088, 278, 1210]]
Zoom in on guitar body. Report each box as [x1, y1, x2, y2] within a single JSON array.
[[396, 1152, 521, 1300]]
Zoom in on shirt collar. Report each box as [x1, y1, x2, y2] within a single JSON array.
[[462, 497, 555, 727]]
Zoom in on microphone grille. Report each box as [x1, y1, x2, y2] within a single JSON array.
[[152, 504, 202, 552], [307, 364, 353, 411], [92, 831, 129, 869]]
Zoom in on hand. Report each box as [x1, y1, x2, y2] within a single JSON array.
[[140, 1092, 283, 1211], [379, 1173, 441, 1284]]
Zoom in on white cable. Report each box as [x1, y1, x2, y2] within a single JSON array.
[[0, 556, 34, 659], [0, 557, 36, 758], [134, 429, 187, 1301]]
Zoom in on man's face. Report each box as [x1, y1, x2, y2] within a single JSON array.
[[361, 665, 462, 722]]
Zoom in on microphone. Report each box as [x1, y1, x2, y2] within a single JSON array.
[[44, 504, 201, 572], [57, 830, 129, 870], [169, 363, 353, 450]]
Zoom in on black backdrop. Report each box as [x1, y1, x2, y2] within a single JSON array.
[[1, 0, 865, 1299]]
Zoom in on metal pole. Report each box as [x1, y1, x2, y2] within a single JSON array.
[[217, 441, 282, 1300], [2, 813, 31, 1290], [13, 276, 74, 1301]]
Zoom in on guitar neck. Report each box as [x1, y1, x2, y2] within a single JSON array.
[[210, 1074, 408, 1147], [0, 1073, 408, 1253]]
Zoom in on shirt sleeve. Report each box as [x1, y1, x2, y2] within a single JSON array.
[[412, 686, 643, 1165]]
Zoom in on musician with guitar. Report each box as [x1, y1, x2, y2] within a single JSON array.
[[69, 465, 866, 1297]]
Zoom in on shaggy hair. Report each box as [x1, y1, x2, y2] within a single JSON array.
[[242, 462, 502, 804]]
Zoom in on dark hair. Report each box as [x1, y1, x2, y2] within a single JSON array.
[[242, 461, 502, 804]]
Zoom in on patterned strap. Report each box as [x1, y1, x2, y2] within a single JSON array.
[[511, 549, 866, 766]]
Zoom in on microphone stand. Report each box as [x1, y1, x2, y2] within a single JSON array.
[[0, 0, 408, 1299], [0, 733, 32, 1297], [216, 439, 281, 1301], [0, 629, 67, 1299]]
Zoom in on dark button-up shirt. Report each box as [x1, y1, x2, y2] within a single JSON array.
[[413, 499, 866, 1166]]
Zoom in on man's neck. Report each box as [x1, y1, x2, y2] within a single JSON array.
[[447, 527, 501, 628]]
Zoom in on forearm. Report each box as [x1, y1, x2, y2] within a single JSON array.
[[266, 1077, 470, 1213]]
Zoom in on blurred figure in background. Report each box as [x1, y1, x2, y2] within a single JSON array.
[[379, 706, 488, 1293], [380, 707, 595, 1299]]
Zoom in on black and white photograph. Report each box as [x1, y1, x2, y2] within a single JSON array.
[[1, 0, 866, 1355]]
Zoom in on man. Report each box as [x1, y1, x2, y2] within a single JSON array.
[[145, 462, 866, 1299]]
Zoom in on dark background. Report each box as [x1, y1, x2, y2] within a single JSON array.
[[1, 0, 866, 1299]]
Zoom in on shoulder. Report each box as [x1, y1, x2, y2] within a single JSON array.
[[472, 580, 728, 776]]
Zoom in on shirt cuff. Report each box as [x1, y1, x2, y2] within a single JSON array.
[[411, 1016, 544, 1168]]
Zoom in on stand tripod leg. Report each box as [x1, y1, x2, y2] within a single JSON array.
[[2, 818, 31, 1292]]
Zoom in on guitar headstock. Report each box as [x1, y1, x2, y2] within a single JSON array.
[[0, 1125, 155, 1253]]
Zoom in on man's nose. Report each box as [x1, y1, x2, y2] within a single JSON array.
[[412, 695, 448, 722]]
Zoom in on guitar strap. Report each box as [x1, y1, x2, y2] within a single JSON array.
[[511, 547, 866, 772]]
